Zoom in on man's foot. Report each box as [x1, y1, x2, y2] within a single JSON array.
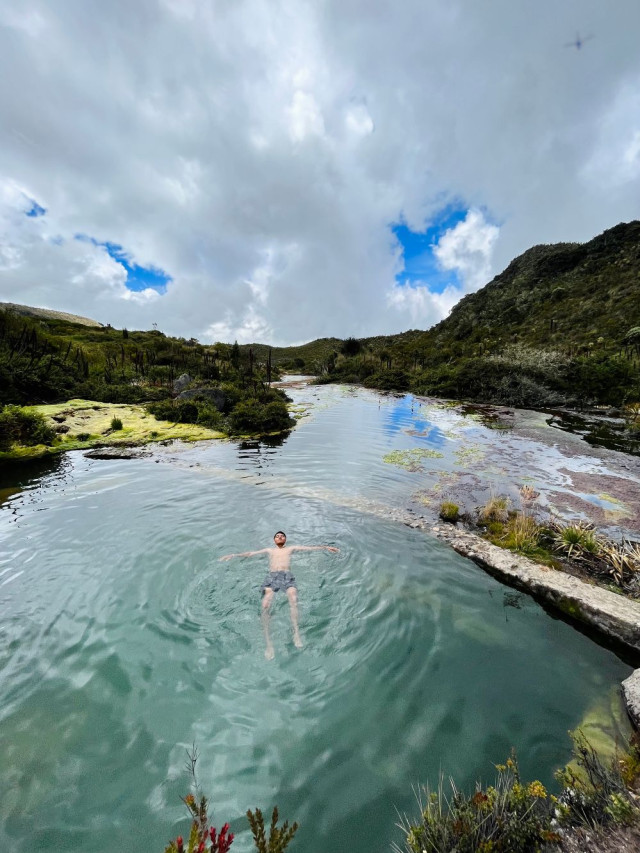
[[293, 633, 303, 649], [265, 645, 275, 661]]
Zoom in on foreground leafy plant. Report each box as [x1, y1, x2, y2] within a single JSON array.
[[397, 751, 558, 853], [246, 807, 298, 853]]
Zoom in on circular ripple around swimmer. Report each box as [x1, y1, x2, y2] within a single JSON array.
[[166, 566, 257, 659]]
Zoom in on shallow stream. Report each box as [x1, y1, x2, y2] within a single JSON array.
[[0, 382, 637, 853]]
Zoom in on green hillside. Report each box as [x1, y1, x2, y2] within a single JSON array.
[[322, 221, 640, 408], [426, 220, 640, 354]]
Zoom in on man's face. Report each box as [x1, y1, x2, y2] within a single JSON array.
[[274, 533, 286, 548]]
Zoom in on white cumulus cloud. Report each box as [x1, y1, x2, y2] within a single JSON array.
[[0, 0, 638, 343]]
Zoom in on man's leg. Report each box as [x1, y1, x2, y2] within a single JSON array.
[[261, 588, 275, 660], [286, 586, 303, 648]]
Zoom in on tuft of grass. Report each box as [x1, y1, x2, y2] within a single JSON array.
[[519, 484, 539, 505], [110, 416, 123, 431], [597, 538, 640, 585], [478, 495, 510, 524], [501, 513, 542, 556], [439, 502, 460, 523]]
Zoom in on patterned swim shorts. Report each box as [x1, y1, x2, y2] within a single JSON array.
[[261, 571, 297, 593]]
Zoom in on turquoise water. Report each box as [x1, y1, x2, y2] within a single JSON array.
[[0, 384, 633, 853]]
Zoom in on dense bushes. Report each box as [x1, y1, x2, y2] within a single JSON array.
[[227, 399, 294, 434], [147, 398, 224, 430], [325, 345, 640, 410], [0, 406, 57, 451], [147, 388, 293, 435]]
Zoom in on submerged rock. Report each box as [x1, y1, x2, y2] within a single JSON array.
[[84, 447, 150, 460]]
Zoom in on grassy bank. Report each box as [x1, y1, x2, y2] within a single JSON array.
[[0, 400, 224, 461]]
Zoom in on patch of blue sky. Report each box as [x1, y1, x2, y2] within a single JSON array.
[[74, 234, 170, 293], [392, 204, 468, 294], [25, 198, 46, 217]]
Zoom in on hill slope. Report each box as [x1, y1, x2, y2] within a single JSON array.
[[0, 302, 104, 328], [321, 221, 640, 407], [427, 220, 640, 354]]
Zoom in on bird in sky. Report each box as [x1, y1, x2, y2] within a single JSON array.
[[564, 32, 595, 50]]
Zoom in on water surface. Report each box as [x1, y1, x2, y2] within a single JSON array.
[[0, 383, 633, 853]]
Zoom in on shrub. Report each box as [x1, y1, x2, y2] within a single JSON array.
[[110, 417, 123, 431], [246, 807, 298, 853], [363, 369, 411, 391], [76, 432, 91, 442], [228, 400, 294, 435], [555, 730, 640, 830], [399, 751, 558, 853], [0, 405, 57, 451], [439, 502, 460, 523]]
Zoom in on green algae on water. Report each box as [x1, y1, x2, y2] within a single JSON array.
[[454, 445, 485, 466], [383, 448, 444, 472]]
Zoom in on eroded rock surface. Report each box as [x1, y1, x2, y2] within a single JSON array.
[[622, 670, 640, 730]]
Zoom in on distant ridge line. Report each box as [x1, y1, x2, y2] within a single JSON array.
[[0, 302, 103, 328]]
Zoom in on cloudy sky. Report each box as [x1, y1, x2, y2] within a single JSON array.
[[1, 1, 639, 345]]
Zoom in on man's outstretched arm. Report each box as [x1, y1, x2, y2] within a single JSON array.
[[219, 548, 270, 561], [289, 545, 340, 553]]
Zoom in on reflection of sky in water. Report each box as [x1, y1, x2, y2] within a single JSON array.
[[382, 394, 447, 448]]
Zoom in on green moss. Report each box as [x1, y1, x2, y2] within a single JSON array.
[[556, 596, 585, 621]]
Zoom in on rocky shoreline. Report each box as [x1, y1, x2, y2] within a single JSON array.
[[412, 519, 640, 731]]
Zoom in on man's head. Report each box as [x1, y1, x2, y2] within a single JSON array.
[[274, 531, 286, 548]]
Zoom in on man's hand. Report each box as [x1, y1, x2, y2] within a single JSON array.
[[326, 547, 339, 553], [219, 554, 234, 561]]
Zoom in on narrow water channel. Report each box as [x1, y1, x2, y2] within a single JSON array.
[[0, 383, 634, 853]]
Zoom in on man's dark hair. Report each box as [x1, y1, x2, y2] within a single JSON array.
[[274, 531, 286, 539]]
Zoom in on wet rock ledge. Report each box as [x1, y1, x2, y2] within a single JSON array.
[[427, 522, 640, 730]]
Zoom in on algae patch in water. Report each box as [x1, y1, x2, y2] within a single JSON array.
[[454, 445, 486, 467], [383, 448, 444, 472]]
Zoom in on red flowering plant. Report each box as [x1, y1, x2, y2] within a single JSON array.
[[164, 748, 297, 853], [164, 792, 234, 853], [164, 748, 235, 853]]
